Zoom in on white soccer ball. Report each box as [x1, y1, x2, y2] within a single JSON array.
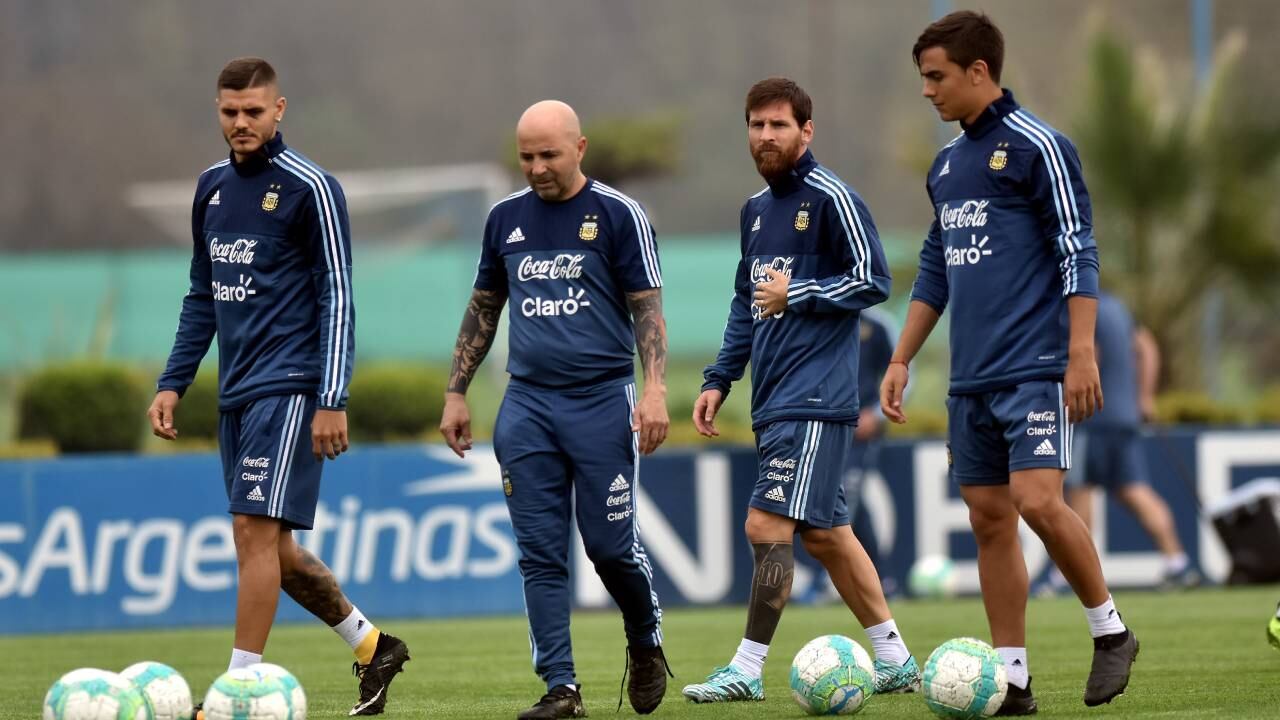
[[909, 554, 958, 598], [201, 667, 297, 720], [789, 634, 877, 715], [120, 662, 193, 720], [44, 668, 152, 720], [247, 664, 306, 719], [923, 637, 1007, 719]]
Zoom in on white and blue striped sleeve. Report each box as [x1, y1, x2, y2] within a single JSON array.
[[592, 183, 662, 291], [1004, 112, 1099, 298], [789, 171, 891, 314]]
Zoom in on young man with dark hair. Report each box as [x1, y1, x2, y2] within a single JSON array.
[[440, 99, 671, 719], [149, 57, 409, 717], [683, 77, 918, 704], [883, 11, 1139, 713]]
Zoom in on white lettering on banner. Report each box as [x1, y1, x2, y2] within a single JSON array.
[[1027, 411, 1056, 423], [0, 525, 24, 597], [209, 237, 258, 265], [517, 254, 585, 281], [1195, 432, 1280, 583], [938, 200, 990, 230], [575, 452, 734, 606]]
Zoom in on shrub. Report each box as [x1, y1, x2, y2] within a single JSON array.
[[173, 371, 220, 441], [347, 364, 447, 441], [1153, 391, 1246, 425], [18, 362, 148, 453]]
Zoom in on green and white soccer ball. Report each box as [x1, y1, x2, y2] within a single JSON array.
[[201, 668, 299, 720], [43, 668, 152, 720], [789, 634, 876, 715], [247, 664, 306, 719], [120, 662, 193, 720], [923, 637, 1007, 719], [909, 555, 958, 598]]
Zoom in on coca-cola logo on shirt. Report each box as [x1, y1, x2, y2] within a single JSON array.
[[938, 200, 990, 231], [209, 237, 258, 265], [517, 253, 585, 281]]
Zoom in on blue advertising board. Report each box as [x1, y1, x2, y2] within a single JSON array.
[[2, 429, 1277, 634]]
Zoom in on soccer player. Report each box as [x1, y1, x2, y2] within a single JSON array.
[[882, 12, 1138, 712], [1050, 291, 1199, 591], [148, 58, 408, 717], [682, 78, 920, 704], [439, 100, 671, 719]]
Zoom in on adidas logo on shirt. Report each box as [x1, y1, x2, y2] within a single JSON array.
[[209, 190, 221, 206], [246, 484, 265, 502], [939, 160, 950, 177], [609, 475, 630, 492], [506, 227, 526, 244], [751, 216, 761, 232], [765, 485, 787, 503], [1033, 439, 1056, 456]]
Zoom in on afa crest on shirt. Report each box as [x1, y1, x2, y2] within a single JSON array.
[[502, 468, 514, 496], [579, 214, 600, 241], [261, 183, 282, 212], [794, 202, 812, 231], [988, 142, 1010, 171]]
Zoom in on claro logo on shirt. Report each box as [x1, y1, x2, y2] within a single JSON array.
[[945, 234, 993, 268], [521, 287, 591, 317], [212, 274, 258, 302]]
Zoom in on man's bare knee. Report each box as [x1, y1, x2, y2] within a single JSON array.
[[801, 528, 839, 561], [745, 508, 794, 543], [232, 514, 281, 555], [1010, 487, 1062, 532]]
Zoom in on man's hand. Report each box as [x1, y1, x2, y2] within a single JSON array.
[[1065, 348, 1103, 423], [753, 267, 789, 318], [312, 409, 349, 461], [693, 389, 725, 437], [147, 390, 181, 440], [632, 387, 669, 455], [880, 363, 910, 424], [855, 412, 881, 441], [439, 392, 473, 458]]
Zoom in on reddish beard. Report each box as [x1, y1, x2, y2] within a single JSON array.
[[752, 142, 798, 181]]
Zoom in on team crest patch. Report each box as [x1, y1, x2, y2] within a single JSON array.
[[579, 214, 599, 241], [261, 184, 282, 212], [502, 468, 513, 497], [946, 442, 953, 467], [794, 202, 812, 231], [988, 142, 1010, 171]]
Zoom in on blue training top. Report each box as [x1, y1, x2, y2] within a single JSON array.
[[474, 179, 661, 389]]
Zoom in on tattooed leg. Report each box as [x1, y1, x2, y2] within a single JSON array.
[[279, 529, 353, 626], [744, 542, 795, 644]]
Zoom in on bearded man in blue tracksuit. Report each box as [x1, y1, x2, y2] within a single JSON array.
[[881, 12, 1139, 714], [147, 57, 407, 716], [682, 78, 919, 705]]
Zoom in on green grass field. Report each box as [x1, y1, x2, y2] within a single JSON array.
[[8, 587, 1279, 719]]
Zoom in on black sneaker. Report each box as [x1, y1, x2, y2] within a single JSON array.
[[192, 703, 204, 720], [518, 684, 587, 719], [350, 632, 411, 716], [622, 645, 672, 714], [995, 678, 1037, 716], [1084, 629, 1138, 706]]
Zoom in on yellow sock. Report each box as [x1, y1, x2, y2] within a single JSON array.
[[355, 627, 381, 666]]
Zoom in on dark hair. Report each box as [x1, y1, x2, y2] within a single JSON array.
[[217, 57, 277, 91], [744, 77, 813, 126], [912, 10, 1004, 84]]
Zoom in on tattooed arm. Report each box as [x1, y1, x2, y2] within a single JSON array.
[[626, 288, 669, 454], [440, 287, 507, 457]]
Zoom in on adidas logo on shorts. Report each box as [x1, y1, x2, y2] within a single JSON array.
[[246, 484, 266, 502], [609, 475, 630, 492], [765, 485, 787, 503], [1033, 439, 1056, 456]]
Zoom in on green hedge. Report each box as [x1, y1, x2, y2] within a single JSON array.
[[18, 362, 149, 453], [175, 371, 221, 440], [347, 364, 447, 441]]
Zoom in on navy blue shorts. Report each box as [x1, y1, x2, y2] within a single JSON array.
[[1065, 426, 1148, 491], [749, 420, 852, 529], [946, 380, 1072, 486], [219, 393, 322, 530]]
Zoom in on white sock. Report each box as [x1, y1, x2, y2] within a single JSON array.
[[332, 606, 376, 650], [996, 647, 1028, 689], [1274, 604, 1280, 620], [1084, 595, 1127, 638], [1163, 553, 1189, 575], [864, 619, 910, 666], [228, 648, 262, 671], [731, 638, 769, 679]]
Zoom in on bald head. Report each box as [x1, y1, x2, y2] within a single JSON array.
[[517, 100, 588, 201]]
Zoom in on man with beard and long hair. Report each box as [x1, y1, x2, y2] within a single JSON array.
[[150, 57, 409, 717], [682, 77, 918, 704]]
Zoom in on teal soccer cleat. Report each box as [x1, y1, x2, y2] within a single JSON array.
[[874, 655, 922, 694], [681, 664, 765, 703]]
